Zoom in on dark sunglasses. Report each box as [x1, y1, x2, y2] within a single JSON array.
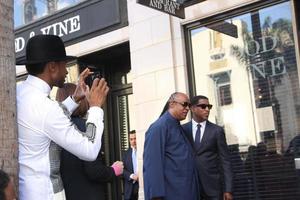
[[173, 101, 190, 108], [195, 104, 213, 110]]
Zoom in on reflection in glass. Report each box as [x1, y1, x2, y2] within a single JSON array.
[[119, 95, 130, 151], [189, 1, 300, 199], [14, 0, 86, 28], [210, 71, 232, 106]]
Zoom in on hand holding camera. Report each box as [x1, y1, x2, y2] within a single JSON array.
[[73, 68, 109, 107], [72, 68, 92, 103], [88, 77, 109, 107]]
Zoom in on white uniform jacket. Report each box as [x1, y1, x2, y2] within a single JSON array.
[[17, 75, 104, 200]]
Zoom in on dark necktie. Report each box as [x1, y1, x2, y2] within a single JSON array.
[[195, 124, 201, 149]]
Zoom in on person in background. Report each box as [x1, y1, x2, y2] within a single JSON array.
[[16, 34, 109, 200], [0, 169, 16, 200], [182, 95, 233, 200], [57, 83, 124, 200], [123, 130, 139, 200], [143, 92, 199, 200]]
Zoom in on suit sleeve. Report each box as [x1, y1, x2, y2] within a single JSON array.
[[217, 127, 233, 193], [143, 124, 166, 199], [182, 123, 194, 146], [122, 150, 133, 182], [82, 152, 116, 183]]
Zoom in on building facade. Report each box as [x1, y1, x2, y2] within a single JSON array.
[[14, 0, 300, 199]]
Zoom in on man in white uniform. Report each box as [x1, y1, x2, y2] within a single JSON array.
[[16, 35, 109, 200]]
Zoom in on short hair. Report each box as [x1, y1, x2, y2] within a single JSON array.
[[0, 169, 10, 200], [129, 130, 136, 135], [190, 95, 209, 106], [56, 83, 88, 117], [159, 92, 181, 117], [26, 62, 48, 76], [56, 83, 77, 102]]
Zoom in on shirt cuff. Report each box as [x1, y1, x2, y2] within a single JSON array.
[[62, 96, 79, 114], [130, 174, 134, 180], [88, 106, 104, 118]]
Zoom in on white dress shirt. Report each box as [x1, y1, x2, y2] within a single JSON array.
[[132, 147, 138, 174], [130, 147, 138, 183], [17, 75, 104, 200], [192, 119, 207, 143]]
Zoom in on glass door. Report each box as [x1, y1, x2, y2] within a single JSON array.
[[103, 84, 134, 200], [186, 1, 300, 199]]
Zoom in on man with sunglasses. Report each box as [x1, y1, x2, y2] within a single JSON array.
[[143, 92, 199, 200], [182, 95, 233, 200]]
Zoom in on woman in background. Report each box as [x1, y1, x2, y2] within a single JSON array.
[[56, 83, 123, 200]]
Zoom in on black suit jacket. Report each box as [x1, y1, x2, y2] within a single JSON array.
[[61, 117, 116, 200], [182, 121, 233, 196], [122, 147, 139, 200]]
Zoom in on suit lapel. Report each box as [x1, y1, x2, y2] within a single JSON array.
[[187, 121, 200, 152], [197, 121, 211, 153], [179, 123, 195, 155], [186, 122, 194, 145], [127, 148, 134, 173]]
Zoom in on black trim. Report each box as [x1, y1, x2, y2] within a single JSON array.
[[294, 0, 300, 31], [15, 0, 128, 61], [182, 0, 207, 7], [184, 26, 197, 96], [185, 0, 288, 29]]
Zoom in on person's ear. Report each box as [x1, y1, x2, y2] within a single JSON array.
[[168, 101, 174, 109], [190, 106, 196, 113], [47, 62, 60, 81], [47, 62, 57, 73]]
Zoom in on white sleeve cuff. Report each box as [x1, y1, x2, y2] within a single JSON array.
[[87, 106, 104, 120], [130, 174, 134, 180], [62, 96, 79, 114]]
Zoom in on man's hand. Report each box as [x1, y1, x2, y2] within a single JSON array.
[[132, 174, 139, 182], [224, 192, 233, 200], [88, 77, 109, 107], [111, 161, 124, 176], [72, 68, 92, 103]]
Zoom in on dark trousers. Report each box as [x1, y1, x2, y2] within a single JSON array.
[[128, 193, 138, 200], [125, 183, 139, 200], [200, 192, 223, 200], [200, 197, 222, 200], [125, 194, 138, 200]]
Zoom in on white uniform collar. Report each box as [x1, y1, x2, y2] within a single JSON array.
[[192, 119, 207, 129], [25, 75, 51, 96]]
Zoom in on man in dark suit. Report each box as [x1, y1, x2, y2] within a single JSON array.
[[182, 95, 233, 200], [123, 130, 139, 200]]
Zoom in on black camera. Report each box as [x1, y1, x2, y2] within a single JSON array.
[[85, 71, 102, 87]]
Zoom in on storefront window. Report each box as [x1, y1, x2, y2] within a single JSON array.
[[187, 1, 300, 198], [14, 0, 86, 28]]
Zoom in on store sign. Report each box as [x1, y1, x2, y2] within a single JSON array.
[[15, 0, 121, 60], [245, 36, 287, 80], [40, 15, 80, 36], [15, 15, 81, 54], [137, 0, 185, 19], [251, 56, 286, 80]]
